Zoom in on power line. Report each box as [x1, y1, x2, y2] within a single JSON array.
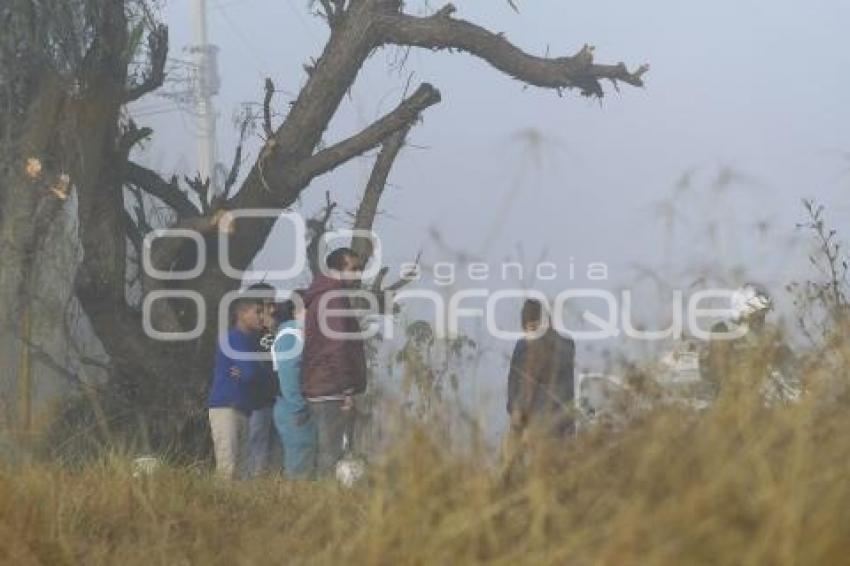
[[284, 0, 321, 42], [210, 0, 274, 78]]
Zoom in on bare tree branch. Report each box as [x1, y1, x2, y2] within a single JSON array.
[[298, 82, 440, 183], [223, 112, 252, 199], [377, 5, 648, 97], [118, 120, 152, 157], [384, 254, 421, 292], [126, 161, 200, 218], [365, 251, 421, 315], [124, 24, 169, 103], [351, 125, 410, 263], [184, 174, 212, 214], [263, 77, 275, 139], [344, 119, 419, 314], [307, 191, 339, 276], [316, 0, 348, 27]]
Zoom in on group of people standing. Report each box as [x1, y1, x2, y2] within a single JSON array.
[[208, 248, 366, 480], [207, 241, 580, 481], [206, 238, 791, 483]]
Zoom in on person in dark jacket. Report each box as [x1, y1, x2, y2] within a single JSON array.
[[246, 283, 283, 477], [507, 298, 576, 437], [208, 296, 264, 480], [302, 247, 367, 476]]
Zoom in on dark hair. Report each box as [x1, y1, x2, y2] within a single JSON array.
[[247, 282, 276, 294], [521, 298, 545, 329], [247, 282, 276, 305], [230, 296, 261, 326], [326, 247, 358, 272], [277, 289, 305, 323]]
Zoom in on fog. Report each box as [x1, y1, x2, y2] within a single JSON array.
[[131, 0, 850, 435]]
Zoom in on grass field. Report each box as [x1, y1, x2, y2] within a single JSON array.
[[4, 364, 850, 566]]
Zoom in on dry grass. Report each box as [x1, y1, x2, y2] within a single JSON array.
[[4, 366, 850, 566]]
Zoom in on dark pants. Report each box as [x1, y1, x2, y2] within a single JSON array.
[[248, 406, 278, 477], [310, 400, 354, 477]]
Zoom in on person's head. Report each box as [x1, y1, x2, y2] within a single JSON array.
[[231, 297, 263, 332], [521, 298, 549, 334], [278, 289, 306, 323], [326, 247, 361, 283], [247, 282, 278, 329]]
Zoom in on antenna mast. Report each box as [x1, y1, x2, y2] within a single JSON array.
[[190, 0, 220, 198]]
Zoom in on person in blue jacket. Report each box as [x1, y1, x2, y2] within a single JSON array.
[[208, 296, 264, 480], [272, 290, 317, 479]]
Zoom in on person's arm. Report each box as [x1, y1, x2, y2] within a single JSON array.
[[228, 333, 261, 384], [507, 340, 524, 416], [556, 336, 577, 405], [273, 330, 307, 414]]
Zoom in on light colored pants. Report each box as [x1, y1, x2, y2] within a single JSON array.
[[248, 406, 277, 477], [209, 407, 249, 480]]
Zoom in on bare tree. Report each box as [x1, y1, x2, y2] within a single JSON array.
[[0, 0, 647, 453]]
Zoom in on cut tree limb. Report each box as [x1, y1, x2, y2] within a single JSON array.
[[377, 6, 648, 97], [297, 83, 440, 184]]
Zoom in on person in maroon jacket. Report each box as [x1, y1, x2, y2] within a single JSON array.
[[302, 247, 367, 476]]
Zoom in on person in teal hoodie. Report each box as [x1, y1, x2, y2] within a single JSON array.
[[272, 290, 317, 479]]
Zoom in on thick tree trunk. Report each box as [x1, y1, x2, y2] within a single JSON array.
[[0, 75, 66, 430]]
